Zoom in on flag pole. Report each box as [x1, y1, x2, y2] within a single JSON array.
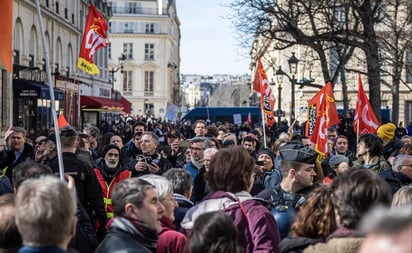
[[35, 0, 65, 180], [261, 108, 267, 148]]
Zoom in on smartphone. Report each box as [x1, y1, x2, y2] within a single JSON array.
[[256, 160, 265, 166]]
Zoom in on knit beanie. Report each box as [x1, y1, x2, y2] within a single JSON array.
[[377, 123, 396, 142], [329, 155, 349, 169], [258, 148, 276, 164], [102, 144, 121, 158]]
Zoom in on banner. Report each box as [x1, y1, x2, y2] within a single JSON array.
[[0, 0, 12, 72], [353, 74, 380, 134], [77, 4, 109, 75], [308, 82, 340, 157], [254, 58, 275, 115], [166, 102, 178, 122]]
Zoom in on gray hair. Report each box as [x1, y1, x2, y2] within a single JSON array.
[[360, 204, 412, 235], [392, 185, 412, 207], [204, 147, 218, 157], [140, 174, 173, 201], [392, 154, 412, 172], [15, 176, 76, 247], [142, 131, 160, 145], [111, 178, 156, 216], [191, 136, 213, 149], [163, 168, 192, 196]]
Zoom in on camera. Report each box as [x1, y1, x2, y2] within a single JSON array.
[[145, 156, 159, 165], [255, 160, 265, 166]]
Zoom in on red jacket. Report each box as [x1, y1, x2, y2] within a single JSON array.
[[157, 216, 187, 253], [94, 168, 131, 218]]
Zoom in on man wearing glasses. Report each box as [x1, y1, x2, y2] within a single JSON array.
[[379, 154, 412, 193], [183, 137, 212, 203]]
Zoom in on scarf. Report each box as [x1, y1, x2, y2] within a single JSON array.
[[190, 156, 204, 169], [111, 216, 158, 252]]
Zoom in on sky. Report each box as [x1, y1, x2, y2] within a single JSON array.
[[177, 0, 251, 76]]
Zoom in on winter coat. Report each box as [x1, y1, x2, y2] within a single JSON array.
[[157, 217, 187, 253], [173, 193, 194, 231], [353, 156, 391, 175], [181, 191, 280, 253], [303, 227, 363, 253], [382, 137, 404, 160], [280, 237, 322, 253], [379, 169, 412, 194], [0, 142, 33, 183]]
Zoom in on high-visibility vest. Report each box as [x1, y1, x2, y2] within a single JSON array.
[[94, 168, 131, 218]]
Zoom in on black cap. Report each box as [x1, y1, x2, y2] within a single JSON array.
[[279, 142, 318, 164], [102, 144, 121, 158], [60, 127, 78, 137], [43, 133, 57, 144], [166, 129, 182, 138]]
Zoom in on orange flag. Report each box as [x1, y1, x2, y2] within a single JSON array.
[[57, 113, 69, 128], [77, 4, 109, 75], [0, 0, 12, 72], [254, 58, 275, 115], [353, 74, 380, 134], [308, 82, 340, 157]]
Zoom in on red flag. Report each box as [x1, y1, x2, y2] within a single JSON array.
[[57, 112, 69, 128], [353, 74, 380, 134], [77, 4, 109, 75], [254, 58, 275, 115], [0, 0, 12, 72], [308, 82, 340, 157]]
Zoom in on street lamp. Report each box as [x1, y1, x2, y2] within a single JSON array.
[[275, 66, 284, 125], [288, 52, 299, 123], [110, 54, 126, 91]]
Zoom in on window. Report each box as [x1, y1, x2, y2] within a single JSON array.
[[144, 44, 154, 60], [145, 23, 155, 33], [123, 71, 133, 93], [406, 50, 412, 83], [123, 43, 133, 59], [144, 71, 154, 94], [333, 6, 346, 23], [108, 44, 112, 59], [56, 1, 59, 14], [124, 22, 134, 33]]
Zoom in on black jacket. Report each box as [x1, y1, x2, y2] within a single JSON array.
[[379, 169, 412, 194], [0, 142, 34, 183], [95, 227, 153, 253], [280, 237, 322, 253], [48, 152, 107, 229]]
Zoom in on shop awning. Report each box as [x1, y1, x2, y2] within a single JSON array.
[[80, 95, 124, 111], [13, 79, 64, 100], [119, 96, 132, 114]]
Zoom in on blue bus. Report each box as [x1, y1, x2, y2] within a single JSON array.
[[180, 106, 262, 124]]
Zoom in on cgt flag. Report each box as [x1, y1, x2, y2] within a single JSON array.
[[254, 57, 275, 115], [77, 4, 109, 75], [308, 82, 340, 157], [353, 74, 380, 134], [0, 0, 12, 72]]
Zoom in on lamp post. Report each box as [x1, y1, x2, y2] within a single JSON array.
[[275, 67, 284, 125], [110, 54, 126, 92], [287, 52, 299, 123]]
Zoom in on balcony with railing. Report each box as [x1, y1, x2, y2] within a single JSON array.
[[111, 6, 168, 16]]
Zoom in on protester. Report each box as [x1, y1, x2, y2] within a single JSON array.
[[93, 144, 131, 219], [165, 129, 187, 168], [183, 137, 212, 203], [15, 176, 77, 253], [162, 168, 194, 231], [140, 174, 188, 253], [353, 133, 391, 174], [250, 148, 277, 196], [304, 168, 392, 253], [187, 211, 244, 253], [133, 132, 172, 176], [391, 184, 412, 207], [377, 122, 404, 164], [280, 186, 337, 253], [193, 120, 207, 137], [0, 193, 21, 253], [181, 146, 280, 253], [0, 127, 34, 183], [322, 155, 350, 185], [95, 178, 165, 253], [358, 205, 412, 253], [379, 154, 412, 194]]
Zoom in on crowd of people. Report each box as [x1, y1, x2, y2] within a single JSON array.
[[0, 116, 411, 253]]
